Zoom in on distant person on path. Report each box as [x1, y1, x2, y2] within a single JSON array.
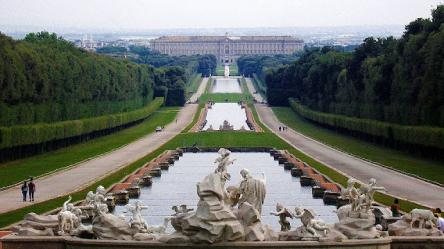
[[390, 198, 401, 217], [21, 181, 28, 202], [435, 208, 444, 232], [279, 126, 282, 132], [28, 178, 35, 202]]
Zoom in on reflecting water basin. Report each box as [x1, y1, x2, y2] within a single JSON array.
[[203, 103, 251, 130], [212, 78, 242, 93], [114, 152, 338, 232]]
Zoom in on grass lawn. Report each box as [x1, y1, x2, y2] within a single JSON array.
[[272, 107, 444, 184], [215, 64, 239, 76], [199, 77, 253, 104], [0, 107, 179, 188], [185, 73, 202, 100], [199, 93, 253, 104]]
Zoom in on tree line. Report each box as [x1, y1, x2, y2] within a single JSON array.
[[266, 5, 444, 127], [0, 33, 217, 126], [98, 45, 217, 106], [0, 32, 156, 126]]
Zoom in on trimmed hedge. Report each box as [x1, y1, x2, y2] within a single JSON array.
[[289, 98, 444, 150], [0, 98, 164, 150]]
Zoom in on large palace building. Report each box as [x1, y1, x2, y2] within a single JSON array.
[[150, 35, 304, 64]]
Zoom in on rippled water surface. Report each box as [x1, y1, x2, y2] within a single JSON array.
[[203, 103, 250, 130], [114, 152, 338, 231], [212, 78, 242, 93]]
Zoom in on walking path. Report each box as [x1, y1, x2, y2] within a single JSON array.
[[188, 77, 208, 103], [244, 78, 444, 208], [0, 104, 198, 214], [245, 77, 266, 103], [255, 104, 444, 208]]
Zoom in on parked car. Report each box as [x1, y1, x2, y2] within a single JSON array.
[[155, 126, 163, 132]]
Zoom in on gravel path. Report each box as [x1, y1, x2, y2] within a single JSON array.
[[0, 104, 198, 214], [245, 77, 266, 103], [188, 77, 208, 103]]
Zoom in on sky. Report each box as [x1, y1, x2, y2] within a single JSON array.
[[0, 0, 442, 31]]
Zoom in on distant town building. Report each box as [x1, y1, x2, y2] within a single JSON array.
[[150, 35, 304, 64]]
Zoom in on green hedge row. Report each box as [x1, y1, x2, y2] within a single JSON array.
[[0, 98, 164, 150], [289, 98, 444, 150]]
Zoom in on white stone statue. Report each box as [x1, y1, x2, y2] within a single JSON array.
[[388, 209, 442, 236], [340, 178, 359, 211], [58, 196, 81, 235], [356, 178, 385, 213], [214, 148, 236, 180], [224, 65, 230, 77], [270, 203, 293, 231], [124, 201, 149, 231], [238, 168, 266, 214], [294, 207, 329, 237]]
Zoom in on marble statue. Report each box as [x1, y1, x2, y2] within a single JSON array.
[[340, 178, 359, 210], [238, 168, 266, 214], [58, 196, 82, 235], [294, 207, 329, 237], [219, 120, 234, 130], [124, 201, 149, 231], [224, 65, 230, 77], [388, 209, 442, 236], [270, 203, 293, 231], [214, 148, 236, 180], [334, 178, 386, 239], [356, 178, 385, 213]]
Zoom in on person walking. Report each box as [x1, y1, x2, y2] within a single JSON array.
[[279, 126, 282, 132], [21, 181, 28, 202], [435, 208, 444, 232], [390, 198, 401, 217], [28, 178, 35, 202]]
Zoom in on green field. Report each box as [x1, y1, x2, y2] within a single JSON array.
[[0, 108, 179, 188], [273, 107, 444, 184], [215, 64, 239, 76], [185, 73, 202, 100], [199, 77, 253, 103]]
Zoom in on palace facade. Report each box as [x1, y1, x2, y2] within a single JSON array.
[[150, 36, 304, 63]]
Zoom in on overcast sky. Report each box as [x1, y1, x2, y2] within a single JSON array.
[[0, 0, 442, 31]]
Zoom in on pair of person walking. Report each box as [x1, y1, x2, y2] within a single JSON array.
[[20, 177, 36, 202]]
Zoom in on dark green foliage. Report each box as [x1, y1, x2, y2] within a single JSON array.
[[237, 54, 299, 81], [127, 46, 216, 105], [289, 99, 444, 151], [96, 46, 127, 54], [266, 5, 444, 127], [0, 98, 164, 150], [0, 32, 155, 126]]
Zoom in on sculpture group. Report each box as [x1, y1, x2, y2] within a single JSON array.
[[10, 148, 442, 243]]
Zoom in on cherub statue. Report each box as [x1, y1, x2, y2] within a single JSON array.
[[294, 207, 329, 237], [270, 203, 293, 231], [124, 201, 149, 230], [341, 178, 359, 211], [357, 178, 385, 213], [214, 148, 236, 180]]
